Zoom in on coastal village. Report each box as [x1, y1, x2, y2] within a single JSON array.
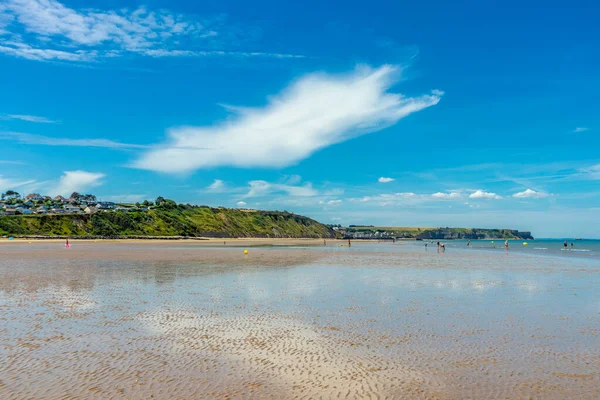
[[0, 190, 148, 216]]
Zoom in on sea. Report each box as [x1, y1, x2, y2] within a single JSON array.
[[1, 240, 599, 398], [410, 238, 600, 258]]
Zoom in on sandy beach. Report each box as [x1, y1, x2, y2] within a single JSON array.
[[1, 241, 599, 399]]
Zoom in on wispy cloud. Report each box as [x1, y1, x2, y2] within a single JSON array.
[[141, 49, 304, 59], [431, 191, 461, 199], [134, 64, 442, 173], [206, 179, 226, 192], [469, 190, 502, 200], [236, 201, 247, 206], [0, 160, 27, 165], [319, 199, 342, 206], [1, 114, 58, 123], [573, 127, 589, 133], [378, 177, 395, 183], [512, 189, 550, 199], [245, 180, 318, 198], [0, 0, 304, 62], [0, 131, 147, 149], [52, 170, 105, 196], [0, 175, 36, 192], [579, 164, 600, 180]]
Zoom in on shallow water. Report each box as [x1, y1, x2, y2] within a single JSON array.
[[1, 243, 599, 399]]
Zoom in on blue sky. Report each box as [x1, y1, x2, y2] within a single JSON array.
[[0, 0, 598, 238]]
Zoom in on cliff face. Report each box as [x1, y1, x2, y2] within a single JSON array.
[[416, 228, 533, 240], [0, 207, 336, 239]]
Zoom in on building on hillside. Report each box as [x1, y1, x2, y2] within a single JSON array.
[[36, 207, 49, 214], [54, 195, 67, 203], [1, 208, 16, 215], [84, 206, 98, 214], [15, 207, 33, 215], [97, 202, 116, 210], [50, 207, 65, 214], [63, 205, 82, 214], [26, 193, 44, 201]]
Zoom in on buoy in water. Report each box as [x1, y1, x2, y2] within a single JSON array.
[[244, 249, 248, 255], [523, 242, 528, 246]]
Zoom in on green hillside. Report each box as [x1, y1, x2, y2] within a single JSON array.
[[0, 206, 336, 238]]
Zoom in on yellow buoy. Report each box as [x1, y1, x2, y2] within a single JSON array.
[[244, 249, 248, 255], [523, 242, 528, 246]]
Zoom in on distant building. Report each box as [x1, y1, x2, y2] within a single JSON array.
[[15, 207, 33, 215], [84, 206, 98, 214], [54, 195, 67, 203], [1, 208, 16, 215], [97, 201, 116, 210], [26, 193, 44, 201], [63, 205, 82, 214]]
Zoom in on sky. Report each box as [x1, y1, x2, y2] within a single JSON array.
[[0, 0, 598, 238]]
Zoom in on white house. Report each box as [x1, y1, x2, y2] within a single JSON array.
[[63, 205, 82, 214], [84, 206, 98, 214]]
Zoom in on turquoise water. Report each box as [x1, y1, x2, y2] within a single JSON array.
[[1, 242, 599, 398], [410, 238, 600, 257]]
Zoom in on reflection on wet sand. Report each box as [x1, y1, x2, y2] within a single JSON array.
[[0, 242, 599, 399]]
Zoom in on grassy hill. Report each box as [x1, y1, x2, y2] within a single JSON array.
[[0, 206, 336, 238], [343, 226, 533, 240]]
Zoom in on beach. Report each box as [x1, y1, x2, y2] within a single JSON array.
[[1, 240, 599, 399]]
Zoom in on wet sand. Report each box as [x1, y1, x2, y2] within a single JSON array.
[[1, 242, 599, 399]]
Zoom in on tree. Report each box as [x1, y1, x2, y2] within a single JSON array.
[[1, 190, 20, 201], [70, 192, 81, 201], [142, 200, 150, 207], [155, 196, 166, 206], [135, 202, 141, 208]]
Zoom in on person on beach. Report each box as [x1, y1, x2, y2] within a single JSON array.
[[564, 241, 568, 250], [437, 241, 440, 249], [504, 240, 509, 250], [65, 238, 70, 248], [467, 240, 470, 247], [425, 243, 428, 250], [348, 239, 351, 248], [440, 243, 445, 252], [570, 242, 574, 249]]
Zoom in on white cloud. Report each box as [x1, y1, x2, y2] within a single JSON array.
[[0, 42, 97, 61], [580, 164, 600, 180], [0, 131, 147, 149], [206, 179, 225, 192], [2, 114, 58, 123], [245, 180, 318, 198], [0, 176, 36, 192], [431, 191, 461, 199], [573, 127, 589, 133], [319, 199, 342, 206], [378, 177, 395, 183], [469, 190, 502, 200], [236, 201, 247, 206], [431, 89, 444, 96], [350, 192, 420, 206], [141, 49, 304, 59], [133, 65, 442, 173], [52, 170, 105, 196], [512, 189, 549, 199], [0, 0, 304, 62]]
